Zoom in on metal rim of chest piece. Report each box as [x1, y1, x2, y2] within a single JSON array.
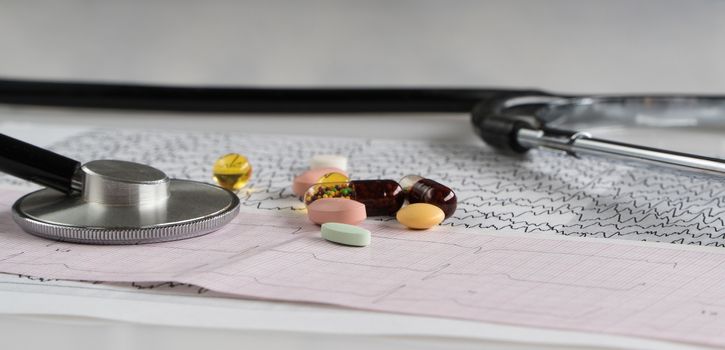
[[10, 160, 240, 245]]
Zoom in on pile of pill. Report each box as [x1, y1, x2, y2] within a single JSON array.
[[291, 154, 458, 247], [210, 153, 457, 247]]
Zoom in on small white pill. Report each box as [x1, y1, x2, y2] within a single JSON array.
[[310, 155, 348, 172]]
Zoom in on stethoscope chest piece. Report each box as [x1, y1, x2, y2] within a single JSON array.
[[10, 159, 240, 245]]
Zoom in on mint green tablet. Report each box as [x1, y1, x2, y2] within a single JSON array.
[[320, 223, 371, 247]]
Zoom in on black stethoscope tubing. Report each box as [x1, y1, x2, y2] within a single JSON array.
[[1, 77, 725, 180], [0, 77, 542, 113]]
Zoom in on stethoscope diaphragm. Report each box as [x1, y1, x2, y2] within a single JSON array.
[[12, 176, 239, 244], [0, 133, 240, 245]]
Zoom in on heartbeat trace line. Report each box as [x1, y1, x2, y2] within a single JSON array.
[[2, 128, 725, 347], [3, 127, 723, 245]]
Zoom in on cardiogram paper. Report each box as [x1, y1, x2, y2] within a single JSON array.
[[2, 128, 723, 245], [0, 273, 706, 350], [0, 128, 724, 347]]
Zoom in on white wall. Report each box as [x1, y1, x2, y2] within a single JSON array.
[[1, 0, 724, 94]]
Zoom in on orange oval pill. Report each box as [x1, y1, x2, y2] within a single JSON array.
[[396, 203, 445, 230], [292, 167, 348, 197], [307, 198, 367, 225]]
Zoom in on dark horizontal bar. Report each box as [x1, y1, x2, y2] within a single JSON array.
[[0, 78, 541, 113]]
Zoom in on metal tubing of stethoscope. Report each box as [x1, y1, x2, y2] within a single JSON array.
[[516, 128, 725, 178]]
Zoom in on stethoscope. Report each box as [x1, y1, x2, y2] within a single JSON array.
[[1, 78, 724, 244]]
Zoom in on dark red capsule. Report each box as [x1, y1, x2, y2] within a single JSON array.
[[400, 175, 457, 219]]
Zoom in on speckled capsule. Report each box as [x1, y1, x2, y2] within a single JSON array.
[[304, 179, 405, 216]]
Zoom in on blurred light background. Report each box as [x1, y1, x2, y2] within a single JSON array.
[[1, 0, 724, 94]]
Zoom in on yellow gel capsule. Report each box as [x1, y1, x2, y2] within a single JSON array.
[[396, 203, 445, 230], [212, 153, 252, 191], [318, 171, 349, 184]]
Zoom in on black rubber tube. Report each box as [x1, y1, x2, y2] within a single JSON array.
[[0, 78, 541, 113], [0, 133, 80, 194]]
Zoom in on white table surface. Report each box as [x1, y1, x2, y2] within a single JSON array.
[[1, 1, 724, 349]]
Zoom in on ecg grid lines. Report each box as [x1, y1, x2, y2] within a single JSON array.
[[1, 128, 724, 245], [1, 190, 725, 347]]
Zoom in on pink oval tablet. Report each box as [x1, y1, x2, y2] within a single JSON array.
[[292, 167, 348, 197], [307, 198, 367, 225]]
